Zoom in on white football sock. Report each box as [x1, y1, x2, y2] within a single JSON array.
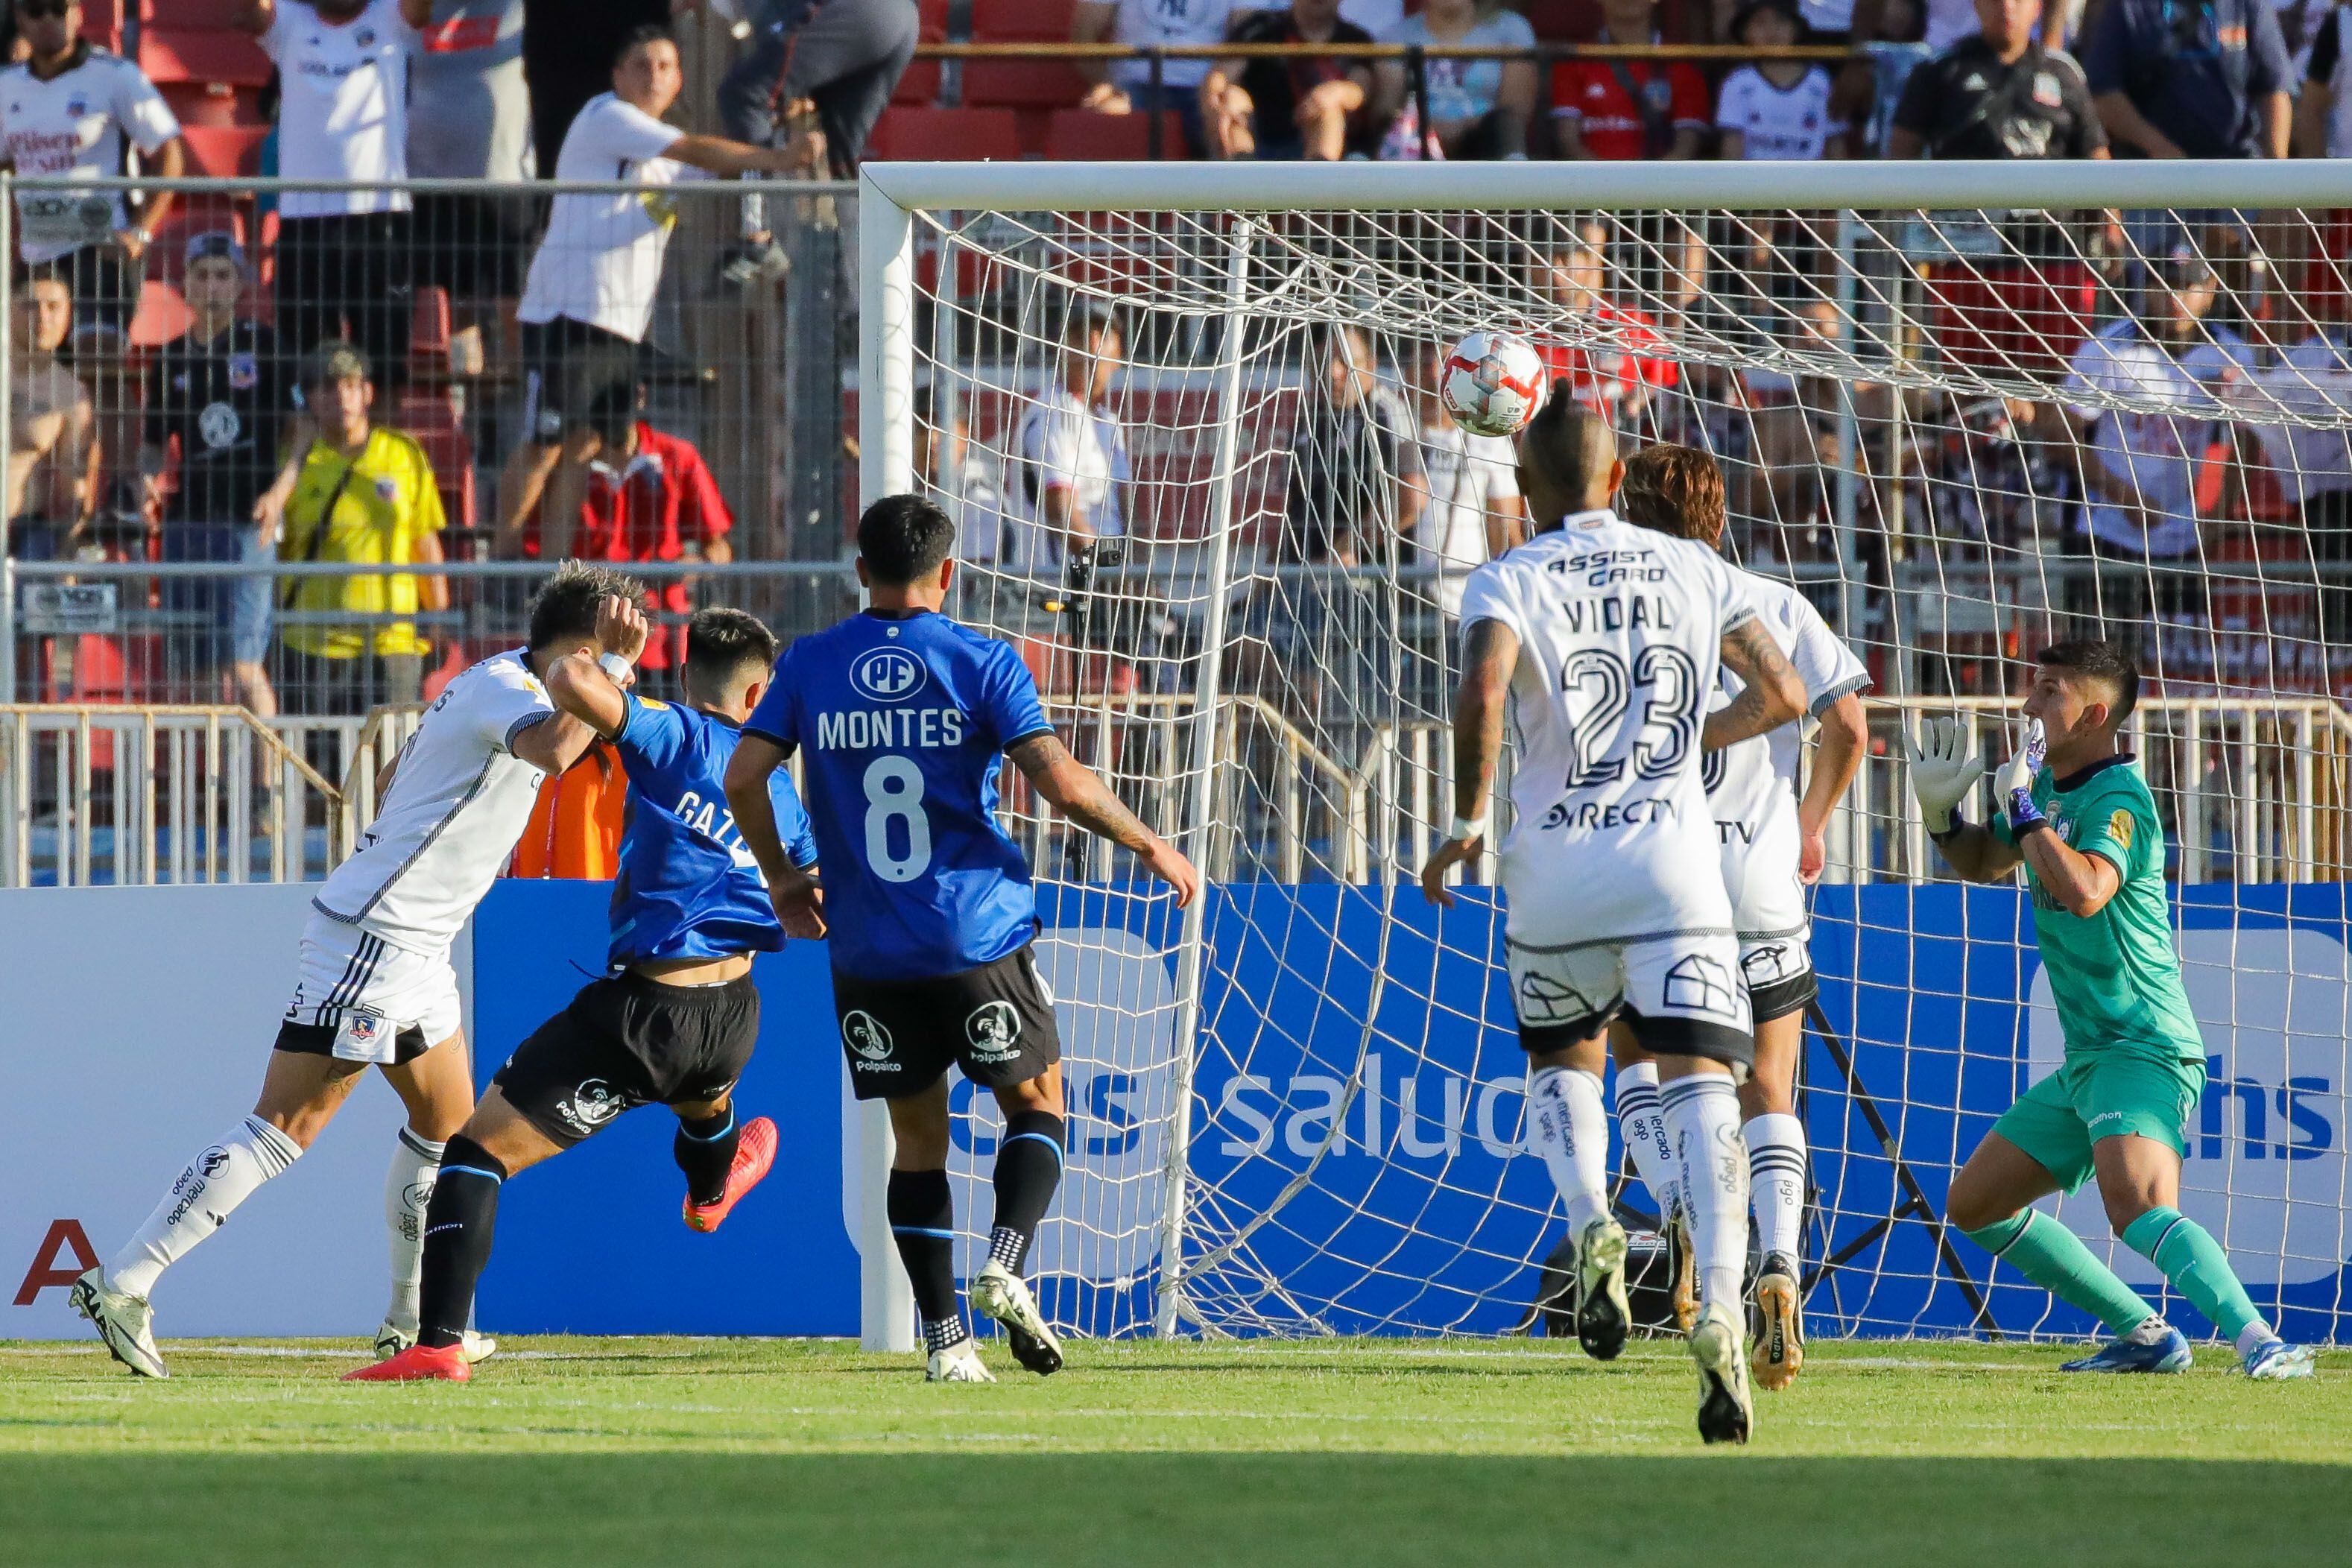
[[1661, 1072, 1749, 1314], [382, 1128, 446, 1334], [1611, 1060, 1681, 1228], [1527, 1066, 1612, 1241], [107, 1115, 302, 1300], [1744, 1111, 1806, 1262]]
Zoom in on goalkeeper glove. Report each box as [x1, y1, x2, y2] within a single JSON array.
[[1999, 718, 2049, 835], [1906, 715, 1982, 836]]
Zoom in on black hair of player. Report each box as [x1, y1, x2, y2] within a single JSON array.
[[682, 607, 780, 702], [2038, 638, 2140, 727], [1521, 380, 1618, 520], [613, 21, 674, 68], [1061, 300, 1119, 348], [528, 560, 649, 651], [858, 493, 956, 585]]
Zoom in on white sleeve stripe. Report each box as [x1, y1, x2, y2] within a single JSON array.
[[1809, 672, 1871, 715]]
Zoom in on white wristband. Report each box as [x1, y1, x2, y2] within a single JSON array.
[[1447, 815, 1487, 844], [598, 652, 635, 686]]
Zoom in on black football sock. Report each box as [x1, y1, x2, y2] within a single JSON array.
[[887, 1166, 966, 1353], [674, 1106, 741, 1207], [417, 1135, 506, 1350], [987, 1110, 1066, 1274]]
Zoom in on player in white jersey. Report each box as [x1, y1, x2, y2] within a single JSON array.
[[72, 563, 648, 1379], [1608, 443, 1869, 1394], [1421, 391, 1805, 1445]]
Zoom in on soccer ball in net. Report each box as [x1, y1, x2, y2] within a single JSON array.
[[1438, 330, 1546, 437]]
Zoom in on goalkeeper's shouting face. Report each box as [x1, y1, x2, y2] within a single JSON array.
[[2021, 638, 2140, 775]]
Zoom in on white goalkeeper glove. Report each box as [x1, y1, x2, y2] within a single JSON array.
[[1906, 715, 1984, 836], [1997, 717, 2049, 835]]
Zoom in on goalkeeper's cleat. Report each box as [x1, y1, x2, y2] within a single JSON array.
[[1751, 1251, 1804, 1391], [1573, 1217, 1631, 1362], [970, 1260, 1065, 1376], [1666, 1212, 1698, 1336], [926, 1339, 996, 1383], [70, 1268, 167, 1379], [2242, 1338, 2318, 1381], [683, 1116, 779, 1233], [344, 1341, 470, 1382], [2059, 1322, 2192, 1373], [376, 1321, 498, 1365], [1690, 1301, 1754, 1446]]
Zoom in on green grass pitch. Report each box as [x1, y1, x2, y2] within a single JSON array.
[[3, 1336, 2345, 1566]]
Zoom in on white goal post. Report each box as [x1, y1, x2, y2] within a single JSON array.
[[856, 159, 2352, 1351]]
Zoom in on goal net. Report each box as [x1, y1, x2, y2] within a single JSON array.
[[858, 162, 2352, 1347]]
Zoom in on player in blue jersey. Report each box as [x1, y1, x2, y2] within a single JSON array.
[[726, 494, 1200, 1383], [351, 607, 817, 1382]]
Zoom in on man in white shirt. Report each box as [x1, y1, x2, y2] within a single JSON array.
[[0, 0, 184, 352], [1010, 303, 1134, 642], [1408, 338, 1523, 619], [493, 24, 803, 561], [237, 0, 431, 382], [72, 563, 651, 1381], [1071, 0, 1236, 154]]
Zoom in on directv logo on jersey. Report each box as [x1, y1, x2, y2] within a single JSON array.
[[850, 647, 928, 703]]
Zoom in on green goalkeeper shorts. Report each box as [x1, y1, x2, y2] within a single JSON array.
[[1993, 1052, 2207, 1195]]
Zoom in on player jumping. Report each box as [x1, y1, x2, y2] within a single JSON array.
[[1912, 639, 2316, 1379], [1609, 443, 1869, 1391], [73, 563, 648, 1377], [351, 607, 815, 1382], [725, 494, 1200, 1383], [1420, 392, 1806, 1444]]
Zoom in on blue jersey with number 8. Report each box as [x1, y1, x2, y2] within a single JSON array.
[[745, 608, 1055, 981]]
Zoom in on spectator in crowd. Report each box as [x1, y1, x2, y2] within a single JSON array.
[[914, 385, 1008, 567], [714, 0, 912, 282], [2221, 323, 2352, 645], [1230, 519, 1398, 745], [1010, 304, 1131, 639], [1888, 0, 2110, 377], [1407, 337, 1521, 619], [265, 341, 449, 714], [2052, 249, 2254, 635], [1199, 0, 1374, 160], [496, 25, 803, 562], [2083, 0, 2290, 161], [140, 233, 291, 715], [1854, 0, 1980, 52], [0, 0, 184, 352], [238, 0, 433, 382], [2297, 1, 2352, 153], [1717, 0, 1848, 159], [521, 0, 663, 179], [4, 273, 93, 559], [1856, 0, 1933, 153], [408, 0, 536, 376], [1549, 0, 1710, 159], [1530, 221, 1678, 428], [1370, 0, 1537, 159], [1286, 323, 1421, 566], [1072, 0, 1233, 156]]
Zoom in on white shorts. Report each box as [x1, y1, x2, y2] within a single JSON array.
[[1505, 929, 1754, 1066], [1719, 801, 1816, 1022], [276, 910, 462, 1066]]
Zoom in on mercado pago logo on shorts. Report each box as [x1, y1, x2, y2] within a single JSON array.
[[2035, 926, 2348, 1289]]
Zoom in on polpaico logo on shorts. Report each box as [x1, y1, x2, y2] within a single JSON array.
[[844, 1009, 897, 1064], [966, 1000, 1022, 1064], [555, 1079, 625, 1136]]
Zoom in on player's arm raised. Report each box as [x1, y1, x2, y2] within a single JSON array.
[[1702, 617, 1806, 753], [1797, 690, 1868, 883], [1907, 715, 2023, 882], [1419, 616, 1517, 907], [542, 647, 631, 742], [510, 595, 644, 776], [1006, 734, 1200, 906], [724, 734, 826, 941], [1995, 726, 2122, 917]]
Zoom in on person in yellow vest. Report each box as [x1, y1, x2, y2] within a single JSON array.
[[259, 341, 449, 715]]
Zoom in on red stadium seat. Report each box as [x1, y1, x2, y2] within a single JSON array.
[[127, 279, 193, 347], [972, 0, 1078, 39], [410, 285, 452, 361], [894, 52, 943, 105], [396, 390, 477, 532], [1521, 0, 1601, 39], [1044, 108, 1183, 159], [963, 57, 1084, 110], [866, 107, 1025, 162], [139, 25, 273, 87], [159, 79, 261, 127], [178, 124, 267, 178], [140, 0, 253, 25]]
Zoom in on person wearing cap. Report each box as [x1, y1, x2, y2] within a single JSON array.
[[265, 341, 451, 716], [1887, 0, 2111, 379], [2051, 248, 2255, 637], [140, 233, 294, 715]]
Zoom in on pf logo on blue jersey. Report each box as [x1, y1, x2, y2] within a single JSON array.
[[850, 646, 928, 704]]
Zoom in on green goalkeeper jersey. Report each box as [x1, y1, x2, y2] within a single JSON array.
[[1992, 753, 2204, 1065]]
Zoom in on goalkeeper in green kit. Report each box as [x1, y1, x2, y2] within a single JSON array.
[[1910, 639, 2315, 1379]]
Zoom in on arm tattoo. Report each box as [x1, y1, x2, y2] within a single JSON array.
[[1453, 620, 1516, 817], [1704, 619, 1801, 751], [1008, 733, 1158, 853]]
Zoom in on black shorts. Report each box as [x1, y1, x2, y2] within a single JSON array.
[[274, 1017, 432, 1065], [835, 945, 1061, 1101], [411, 192, 535, 300], [494, 970, 761, 1147], [519, 315, 643, 447]]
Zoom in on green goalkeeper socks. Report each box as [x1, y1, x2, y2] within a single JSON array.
[[1963, 1209, 2157, 1335], [2122, 1207, 2263, 1342]]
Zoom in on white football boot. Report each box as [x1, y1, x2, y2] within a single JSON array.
[[970, 1261, 1065, 1376], [71, 1268, 167, 1379], [376, 1320, 499, 1365], [926, 1339, 997, 1383], [1691, 1300, 1754, 1445], [1572, 1218, 1631, 1362]]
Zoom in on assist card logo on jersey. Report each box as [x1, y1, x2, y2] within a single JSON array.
[[849, 646, 927, 704]]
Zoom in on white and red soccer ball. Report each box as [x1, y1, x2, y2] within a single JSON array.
[[1438, 330, 1546, 438]]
